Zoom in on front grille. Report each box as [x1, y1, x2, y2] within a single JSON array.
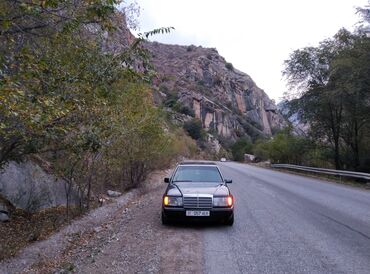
[[183, 196, 212, 209]]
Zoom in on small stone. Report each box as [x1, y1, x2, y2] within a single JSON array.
[[28, 232, 39, 242], [94, 226, 103, 233], [0, 212, 9, 222], [107, 190, 122, 197]]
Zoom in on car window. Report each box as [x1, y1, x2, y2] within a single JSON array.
[[173, 166, 223, 182]]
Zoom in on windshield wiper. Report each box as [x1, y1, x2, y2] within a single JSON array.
[[173, 180, 193, 182]]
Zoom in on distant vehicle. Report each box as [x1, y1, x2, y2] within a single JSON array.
[[220, 157, 227, 162], [161, 161, 234, 225]]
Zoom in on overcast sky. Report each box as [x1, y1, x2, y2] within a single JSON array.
[[127, 0, 368, 102]]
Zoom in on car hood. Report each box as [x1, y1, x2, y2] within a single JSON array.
[[167, 182, 229, 196]]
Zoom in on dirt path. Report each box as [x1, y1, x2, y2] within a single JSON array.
[[1, 171, 204, 274]]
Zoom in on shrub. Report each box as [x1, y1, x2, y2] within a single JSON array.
[[225, 62, 234, 71], [231, 138, 253, 161], [159, 84, 169, 93], [214, 76, 223, 86], [163, 94, 179, 108], [180, 105, 195, 117], [183, 119, 204, 140], [253, 128, 315, 165]]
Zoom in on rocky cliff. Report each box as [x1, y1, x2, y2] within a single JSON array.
[[99, 12, 287, 142], [145, 42, 287, 141]]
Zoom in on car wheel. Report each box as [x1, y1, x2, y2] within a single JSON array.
[[161, 212, 170, 225], [225, 214, 234, 226]]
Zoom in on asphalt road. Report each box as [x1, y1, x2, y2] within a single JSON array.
[[203, 162, 370, 274]]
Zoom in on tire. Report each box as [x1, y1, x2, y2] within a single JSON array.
[[225, 214, 234, 226], [161, 212, 170, 225]]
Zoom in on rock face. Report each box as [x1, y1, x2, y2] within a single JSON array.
[[145, 42, 287, 140], [98, 13, 287, 141], [0, 161, 80, 212], [277, 100, 309, 135]]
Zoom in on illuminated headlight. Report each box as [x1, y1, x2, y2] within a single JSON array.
[[213, 196, 233, 207], [163, 196, 183, 207]]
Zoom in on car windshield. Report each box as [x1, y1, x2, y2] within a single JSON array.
[[172, 165, 223, 182]]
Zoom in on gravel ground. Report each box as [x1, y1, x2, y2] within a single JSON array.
[[0, 170, 204, 274]]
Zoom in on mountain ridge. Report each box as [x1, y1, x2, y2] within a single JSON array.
[[101, 12, 287, 142], [144, 41, 287, 141]]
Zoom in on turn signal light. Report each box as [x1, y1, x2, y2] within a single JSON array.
[[227, 196, 233, 207]]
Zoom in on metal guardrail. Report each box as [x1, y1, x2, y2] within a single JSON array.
[[271, 164, 370, 181]]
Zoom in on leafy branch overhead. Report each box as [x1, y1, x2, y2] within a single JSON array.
[[129, 27, 175, 57]]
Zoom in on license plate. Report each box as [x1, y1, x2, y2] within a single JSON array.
[[186, 210, 210, 217]]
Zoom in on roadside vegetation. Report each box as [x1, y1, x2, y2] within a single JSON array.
[[252, 128, 327, 167], [229, 6, 370, 173], [281, 26, 370, 172], [0, 0, 196, 259], [0, 0, 187, 198]]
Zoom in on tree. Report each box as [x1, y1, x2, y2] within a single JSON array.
[[109, 85, 172, 188], [283, 29, 355, 169], [0, 1, 172, 170], [330, 36, 370, 170], [284, 27, 370, 171], [0, 0, 179, 218], [357, 1, 370, 26], [231, 138, 252, 162], [0, 0, 120, 169]]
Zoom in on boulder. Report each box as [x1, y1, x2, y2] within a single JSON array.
[[0, 161, 81, 212]]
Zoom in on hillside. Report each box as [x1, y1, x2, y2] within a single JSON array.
[[145, 42, 286, 141]]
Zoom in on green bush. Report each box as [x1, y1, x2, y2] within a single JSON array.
[[179, 105, 195, 117], [163, 94, 179, 108], [231, 138, 253, 161], [183, 119, 204, 140], [253, 128, 314, 165]]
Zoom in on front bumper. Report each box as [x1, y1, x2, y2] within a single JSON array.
[[162, 206, 233, 222]]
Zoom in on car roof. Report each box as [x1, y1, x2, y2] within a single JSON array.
[[179, 160, 216, 165]]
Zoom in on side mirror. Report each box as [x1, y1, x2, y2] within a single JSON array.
[[164, 177, 170, 183], [224, 179, 232, 184]]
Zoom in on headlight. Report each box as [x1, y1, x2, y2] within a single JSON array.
[[163, 196, 183, 207], [213, 196, 233, 207]]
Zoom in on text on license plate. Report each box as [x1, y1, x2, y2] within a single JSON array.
[[186, 210, 210, 217]]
